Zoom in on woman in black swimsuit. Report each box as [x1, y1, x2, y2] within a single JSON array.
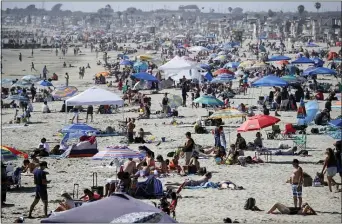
[[267, 202, 316, 215]]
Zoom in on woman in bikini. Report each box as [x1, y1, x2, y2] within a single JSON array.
[[267, 202, 316, 215]]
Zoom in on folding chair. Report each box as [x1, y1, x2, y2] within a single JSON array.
[[282, 123, 296, 139], [135, 176, 156, 199], [292, 134, 307, 151], [266, 125, 281, 139]]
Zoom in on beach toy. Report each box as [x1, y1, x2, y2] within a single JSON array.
[[215, 157, 222, 165], [161, 137, 166, 142]]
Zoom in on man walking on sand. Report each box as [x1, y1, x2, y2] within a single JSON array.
[[28, 161, 49, 218], [290, 159, 303, 208]]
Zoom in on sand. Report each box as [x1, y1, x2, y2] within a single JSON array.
[[1, 38, 341, 223]]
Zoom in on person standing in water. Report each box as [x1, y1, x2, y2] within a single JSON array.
[[290, 159, 303, 208], [19, 53, 22, 62]]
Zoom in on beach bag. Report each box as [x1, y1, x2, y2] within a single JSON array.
[[311, 128, 319, 134], [244, 198, 256, 210]]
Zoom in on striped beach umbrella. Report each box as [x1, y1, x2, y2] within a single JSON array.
[[52, 86, 78, 99], [1, 145, 29, 161], [193, 95, 224, 106], [332, 101, 342, 109], [211, 74, 235, 83], [209, 108, 246, 119], [168, 94, 183, 108], [213, 68, 234, 76], [92, 145, 144, 160]]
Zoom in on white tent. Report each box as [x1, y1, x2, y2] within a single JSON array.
[[159, 56, 197, 71], [166, 68, 202, 82], [188, 46, 209, 52], [66, 87, 124, 106]]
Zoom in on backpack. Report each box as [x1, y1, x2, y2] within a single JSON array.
[[244, 198, 256, 210]]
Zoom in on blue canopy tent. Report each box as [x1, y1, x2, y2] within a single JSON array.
[[131, 72, 158, 81], [297, 101, 319, 125], [38, 80, 53, 87], [133, 61, 148, 72], [268, 55, 291, 61], [251, 75, 288, 87], [302, 67, 337, 76], [291, 57, 315, 64], [41, 193, 176, 223]]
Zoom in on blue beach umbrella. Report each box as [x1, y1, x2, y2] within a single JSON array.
[[297, 101, 319, 125], [224, 62, 240, 69], [291, 57, 315, 64], [204, 72, 213, 81], [268, 55, 291, 61], [120, 60, 132, 66], [302, 67, 337, 76], [61, 123, 98, 133]]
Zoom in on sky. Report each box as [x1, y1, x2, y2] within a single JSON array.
[[2, 2, 341, 13]]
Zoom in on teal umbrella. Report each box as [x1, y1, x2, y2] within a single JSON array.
[[193, 95, 224, 106]]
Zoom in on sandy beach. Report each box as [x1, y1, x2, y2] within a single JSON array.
[[1, 39, 342, 223]]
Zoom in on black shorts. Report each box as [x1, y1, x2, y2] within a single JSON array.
[[35, 188, 48, 201]]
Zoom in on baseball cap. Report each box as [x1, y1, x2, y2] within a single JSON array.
[[39, 161, 48, 168]]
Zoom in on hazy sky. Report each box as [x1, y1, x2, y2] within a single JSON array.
[[2, 2, 341, 13]]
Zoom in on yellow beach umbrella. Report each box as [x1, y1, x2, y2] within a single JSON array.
[[95, 71, 110, 77]]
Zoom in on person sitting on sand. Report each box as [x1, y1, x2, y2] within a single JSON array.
[[254, 132, 263, 148], [54, 191, 75, 212], [123, 158, 137, 175], [267, 202, 316, 215], [144, 151, 155, 169], [80, 189, 100, 202], [34, 138, 50, 157], [134, 161, 150, 178], [42, 101, 51, 113], [22, 159, 38, 174], [225, 151, 240, 165], [134, 128, 146, 143], [86, 63, 91, 69], [187, 155, 200, 174], [168, 154, 183, 174], [155, 155, 168, 174], [115, 172, 131, 193], [235, 133, 247, 150]]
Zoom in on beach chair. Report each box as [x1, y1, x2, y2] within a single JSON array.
[[134, 176, 156, 199], [266, 125, 281, 140], [292, 134, 307, 151], [282, 123, 296, 139]]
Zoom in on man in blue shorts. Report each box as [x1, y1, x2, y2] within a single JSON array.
[[291, 159, 303, 208], [28, 161, 49, 218]]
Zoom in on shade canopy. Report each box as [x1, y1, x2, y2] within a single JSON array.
[[61, 123, 98, 133], [267, 55, 291, 61], [209, 108, 246, 119], [193, 95, 224, 106], [159, 56, 197, 71], [66, 87, 124, 106], [41, 193, 177, 223], [251, 75, 288, 87], [131, 72, 158, 81], [92, 146, 144, 160], [38, 80, 53, 87], [291, 57, 315, 64], [302, 67, 337, 76]]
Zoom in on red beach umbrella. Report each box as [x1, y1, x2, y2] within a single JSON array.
[[213, 68, 235, 76], [237, 115, 280, 132]]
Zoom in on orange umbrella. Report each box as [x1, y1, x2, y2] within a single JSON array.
[[277, 60, 289, 65], [213, 68, 234, 76], [95, 71, 110, 77]]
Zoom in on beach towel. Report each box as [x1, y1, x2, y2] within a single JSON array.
[[185, 182, 219, 189]]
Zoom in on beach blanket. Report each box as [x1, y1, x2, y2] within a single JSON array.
[[185, 182, 219, 189]]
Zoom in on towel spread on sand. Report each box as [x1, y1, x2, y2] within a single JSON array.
[[185, 181, 219, 189]]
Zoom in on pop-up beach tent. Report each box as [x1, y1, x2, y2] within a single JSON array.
[[66, 87, 124, 106]]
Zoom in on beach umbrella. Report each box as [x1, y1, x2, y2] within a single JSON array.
[[200, 64, 211, 70], [41, 193, 177, 223], [251, 75, 288, 87], [281, 75, 305, 84], [131, 72, 158, 81], [209, 108, 246, 119], [209, 53, 218, 58], [306, 43, 319, 47], [193, 95, 224, 106], [237, 115, 280, 132], [138, 55, 153, 60], [297, 101, 319, 125], [120, 60, 132, 66], [96, 71, 110, 77], [133, 61, 148, 72], [312, 57, 325, 67], [291, 57, 315, 64], [189, 46, 209, 52], [268, 55, 291, 61], [332, 101, 342, 109], [213, 55, 226, 61], [52, 86, 78, 99], [213, 68, 234, 76], [11, 81, 31, 88], [251, 61, 267, 69], [329, 119, 342, 127], [92, 146, 145, 160], [302, 67, 337, 76], [224, 62, 240, 69], [61, 123, 98, 133], [1, 145, 28, 160], [211, 74, 235, 83], [276, 60, 289, 65], [22, 75, 40, 82], [6, 94, 29, 102], [235, 70, 245, 76], [168, 94, 183, 108], [38, 80, 53, 87], [238, 61, 254, 68]]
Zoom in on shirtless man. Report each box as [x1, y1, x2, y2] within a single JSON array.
[[22, 159, 38, 174], [290, 159, 303, 208], [123, 158, 136, 175]]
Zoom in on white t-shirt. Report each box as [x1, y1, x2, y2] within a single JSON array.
[[38, 143, 50, 152], [42, 104, 50, 113]]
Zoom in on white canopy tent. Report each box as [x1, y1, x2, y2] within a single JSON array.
[[188, 46, 209, 52], [159, 56, 198, 71], [66, 87, 124, 106], [166, 68, 203, 82]]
